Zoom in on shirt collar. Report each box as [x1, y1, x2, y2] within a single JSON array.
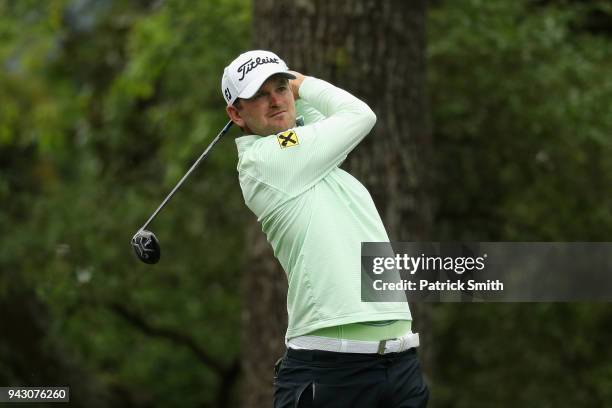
[[235, 135, 260, 156]]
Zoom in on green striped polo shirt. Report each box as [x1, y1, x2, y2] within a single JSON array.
[[235, 77, 411, 341]]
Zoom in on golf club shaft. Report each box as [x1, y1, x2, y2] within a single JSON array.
[[139, 120, 233, 231]]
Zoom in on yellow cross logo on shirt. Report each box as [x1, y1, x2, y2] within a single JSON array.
[[276, 130, 299, 148]]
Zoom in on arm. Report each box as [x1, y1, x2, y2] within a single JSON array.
[[288, 71, 326, 125], [252, 75, 377, 195]]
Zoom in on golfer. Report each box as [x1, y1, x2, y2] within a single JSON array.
[[222, 50, 429, 407]]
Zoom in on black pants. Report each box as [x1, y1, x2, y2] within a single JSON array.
[[273, 347, 429, 407]]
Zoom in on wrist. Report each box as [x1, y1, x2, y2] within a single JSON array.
[[288, 71, 305, 99]]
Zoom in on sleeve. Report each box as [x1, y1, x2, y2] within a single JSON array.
[[295, 98, 326, 125], [253, 77, 377, 196]]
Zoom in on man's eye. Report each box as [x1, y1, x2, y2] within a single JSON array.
[[278, 86, 288, 92]]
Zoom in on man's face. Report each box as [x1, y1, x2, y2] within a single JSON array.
[[226, 75, 296, 136]]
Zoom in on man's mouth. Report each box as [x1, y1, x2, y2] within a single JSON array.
[[270, 110, 286, 118]]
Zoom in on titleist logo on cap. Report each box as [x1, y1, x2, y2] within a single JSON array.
[[221, 50, 290, 106], [237, 56, 280, 81]]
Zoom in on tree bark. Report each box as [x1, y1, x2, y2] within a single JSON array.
[[240, 221, 288, 408], [244, 1, 432, 406]]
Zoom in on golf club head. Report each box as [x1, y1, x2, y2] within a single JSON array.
[[131, 229, 161, 264]]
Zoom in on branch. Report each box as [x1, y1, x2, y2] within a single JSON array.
[[107, 302, 226, 374]]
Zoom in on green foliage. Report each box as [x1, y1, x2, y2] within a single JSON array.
[[428, 0, 612, 406], [430, 0, 612, 241], [2, 0, 611, 406], [430, 303, 612, 407], [1, 0, 249, 405]]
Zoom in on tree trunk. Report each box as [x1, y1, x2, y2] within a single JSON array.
[[241, 221, 288, 408], [244, 1, 432, 406]]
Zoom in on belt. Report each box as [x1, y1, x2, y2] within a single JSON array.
[[286, 332, 419, 355]]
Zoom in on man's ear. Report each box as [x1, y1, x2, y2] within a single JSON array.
[[226, 105, 245, 128]]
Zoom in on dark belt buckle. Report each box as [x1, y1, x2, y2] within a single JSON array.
[[377, 339, 387, 355]]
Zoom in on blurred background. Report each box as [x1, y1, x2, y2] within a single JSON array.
[[1, 0, 611, 407]]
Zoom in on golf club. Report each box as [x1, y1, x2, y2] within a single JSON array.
[[131, 120, 233, 264]]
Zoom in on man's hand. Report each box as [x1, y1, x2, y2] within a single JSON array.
[[287, 71, 305, 100]]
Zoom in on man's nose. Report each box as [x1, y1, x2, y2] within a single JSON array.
[[268, 91, 282, 106]]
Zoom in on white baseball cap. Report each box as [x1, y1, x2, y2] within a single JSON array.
[[221, 50, 296, 106]]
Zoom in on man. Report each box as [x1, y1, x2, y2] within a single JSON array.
[[222, 50, 429, 407]]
